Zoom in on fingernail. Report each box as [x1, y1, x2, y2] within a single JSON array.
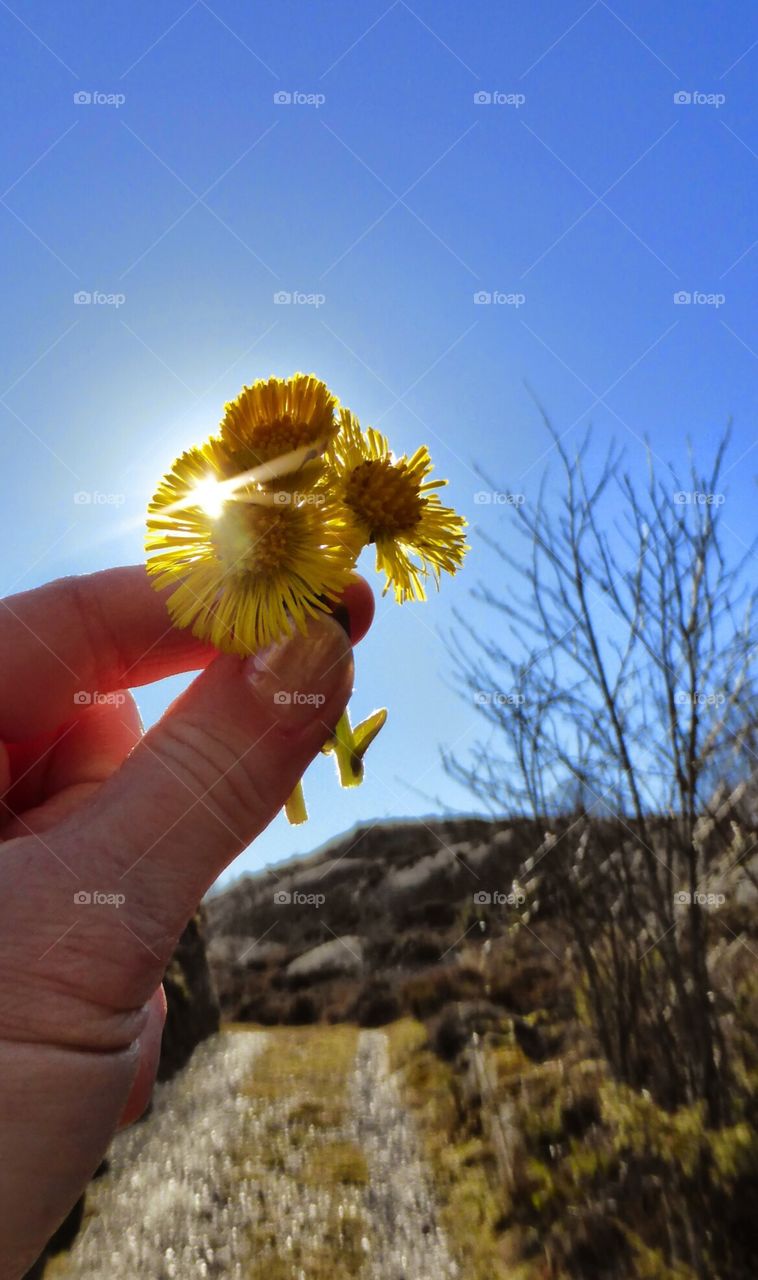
[[244, 616, 353, 727]]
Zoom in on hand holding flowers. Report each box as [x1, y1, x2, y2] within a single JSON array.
[[146, 374, 467, 822]]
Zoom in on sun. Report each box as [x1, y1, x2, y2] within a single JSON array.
[[145, 436, 357, 654], [191, 475, 227, 519]]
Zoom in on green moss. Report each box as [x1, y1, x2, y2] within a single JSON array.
[[232, 1026, 371, 1275], [386, 1018, 515, 1280], [600, 1081, 707, 1176], [623, 1228, 698, 1280], [525, 1157, 557, 1212], [707, 1120, 758, 1181], [564, 1141, 613, 1184], [301, 1140, 369, 1187], [490, 1042, 531, 1082]]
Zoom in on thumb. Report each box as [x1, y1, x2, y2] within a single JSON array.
[[25, 615, 353, 1029], [95, 611, 353, 905], [0, 615, 354, 1272], [116, 984, 166, 1129]]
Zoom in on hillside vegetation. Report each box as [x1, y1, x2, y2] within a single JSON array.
[[205, 811, 758, 1279]]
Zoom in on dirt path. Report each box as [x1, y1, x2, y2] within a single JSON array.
[[49, 1027, 456, 1280], [350, 1030, 458, 1280], [48, 1031, 268, 1279]]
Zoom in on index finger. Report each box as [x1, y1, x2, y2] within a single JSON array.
[[0, 567, 216, 740]]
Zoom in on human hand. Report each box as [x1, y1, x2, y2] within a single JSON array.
[[0, 565, 372, 1279]]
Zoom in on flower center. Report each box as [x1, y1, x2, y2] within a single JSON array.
[[212, 500, 294, 577], [343, 459, 423, 539], [235, 415, 325, 465]]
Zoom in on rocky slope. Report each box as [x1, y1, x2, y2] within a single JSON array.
[[204, 816, 538, 1027]]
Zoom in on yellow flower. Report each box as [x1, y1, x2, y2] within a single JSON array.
[[219, 373, 339, 488], [146, 434, 356, 655], [327, 410, 468, 602]]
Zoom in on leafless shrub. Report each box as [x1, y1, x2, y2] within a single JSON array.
[[447, 426, 758, 1125]]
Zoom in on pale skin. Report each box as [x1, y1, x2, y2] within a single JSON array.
[[0, 565, 373, 1280]]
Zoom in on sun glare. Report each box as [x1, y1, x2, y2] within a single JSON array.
[[192, 475, 227, 518]]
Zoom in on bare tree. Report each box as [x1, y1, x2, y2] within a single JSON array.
[[447, 426, 758, 1125]]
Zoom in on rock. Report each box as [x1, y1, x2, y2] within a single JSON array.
[[286, 935, 364, 981], [435, 1000, 505, 1058], [158, 909, 221, 1082], [204, 817, 529, 1023], [512, 1015, 550, 1062], [287, 857, 369, 888], [383, 847, 458, 896], [206, 935, 286, 971], [350, 979, 402, 1027]]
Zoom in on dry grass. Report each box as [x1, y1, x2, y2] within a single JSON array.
[[234, 1025, 370, 1279], [386, 1017, 515, 1280]]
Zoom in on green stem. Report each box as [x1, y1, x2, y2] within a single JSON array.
[[284, 779, 308, 824], [331, 709, 364, 788]]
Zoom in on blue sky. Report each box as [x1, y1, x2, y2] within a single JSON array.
[[1, 0, 756, 881]]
